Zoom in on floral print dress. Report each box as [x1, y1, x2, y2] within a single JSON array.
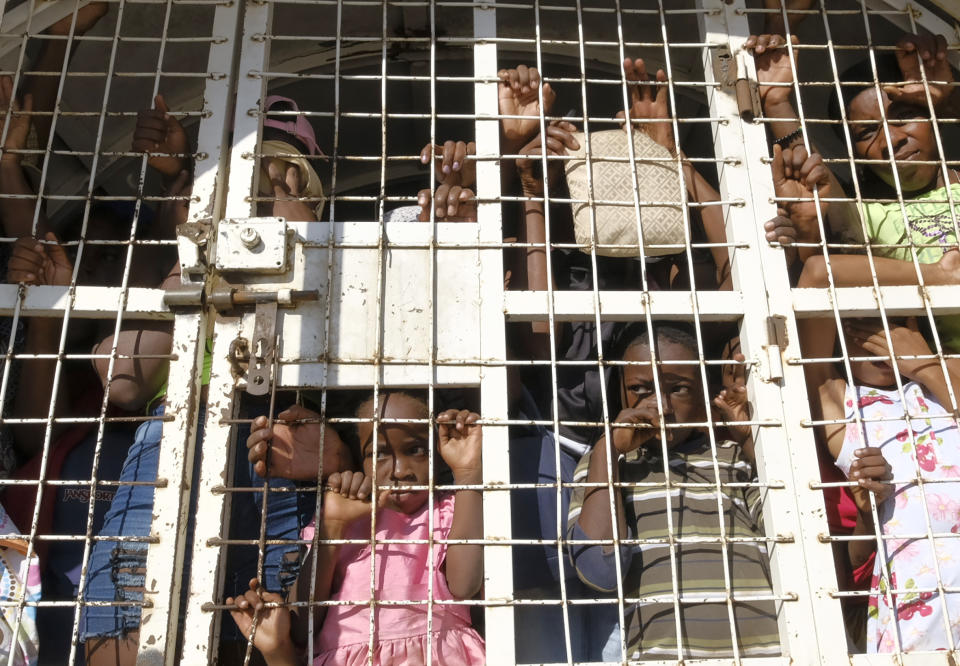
[[0, 504, 39, 665], [836, 381, 960, 652]]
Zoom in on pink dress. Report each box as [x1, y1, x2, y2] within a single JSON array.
[[308, 491, 485, 665]]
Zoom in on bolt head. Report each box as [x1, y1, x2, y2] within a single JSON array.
[[239, 226, 260, 249]]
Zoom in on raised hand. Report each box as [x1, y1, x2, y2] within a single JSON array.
[[0, 76, 32, 165], [416, 186, 477, 222], [610, 406, 663, 454], [515, 120, 579, 197], [771, 143, 830, 241], [714, 352, 751, 444], [420, 140, 476, 188], [132, 94, 189, 179], [843, 317, 934, 381], [617, 57, 675, 154], [7, 233, 72, 286], [246, 405, 349, 481], [437, 409, 482, 484], [887, 33, 954, 110], [848, 447, 894, 512], [498, 65, 556, 154], [227, 578, 299, 664], [745, 33, 799, 108]]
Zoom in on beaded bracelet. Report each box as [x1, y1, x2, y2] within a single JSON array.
[[773, 127, 803, 148]]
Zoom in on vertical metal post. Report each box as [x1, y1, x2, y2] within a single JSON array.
[[473, 4, 516, 664], [699, 0, 848, 661]]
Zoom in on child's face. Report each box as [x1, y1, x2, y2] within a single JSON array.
[[357, 393, 431, 514], [844, 319, 898, 388], [620, 340, 705, 447], [848, 88, 939, 192]]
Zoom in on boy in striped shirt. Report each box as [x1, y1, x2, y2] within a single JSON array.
[[567, 324, 781, 660]]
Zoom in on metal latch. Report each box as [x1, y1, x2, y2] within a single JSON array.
[[763, 315, 788, 383], [246, 301, 277, 396], [163, 285, 319, 395], [215, 217, 288, 273]]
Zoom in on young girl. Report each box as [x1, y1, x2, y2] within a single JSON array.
[[230, 391, 485, 665], [751, 31, 960, 351], [800, 314, 960, 652]]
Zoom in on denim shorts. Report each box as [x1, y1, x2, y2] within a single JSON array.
[[80, 405, 311, 641]]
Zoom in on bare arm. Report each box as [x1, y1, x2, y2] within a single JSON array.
[[681, 156, 731, 289], [796, 313, 848, 461], [0, 76, 46, 237], [23, 4, 108, 150], [6, 233, 74, 456], [576, 436, 627, 547], [510, 122, 578, 357], [437, 409, 484, 600]]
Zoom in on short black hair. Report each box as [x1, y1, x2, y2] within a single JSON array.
[[612, 322, 699, 360], [352, 389, 430, 459]]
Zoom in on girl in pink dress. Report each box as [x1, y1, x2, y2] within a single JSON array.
[[229, 391, 485, 666]]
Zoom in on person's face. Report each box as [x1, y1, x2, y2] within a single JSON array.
[[848, 88, 940, 192], [620, 339, 705, 447], [844, 319, 898, 388], [357, 393, 431, 514]]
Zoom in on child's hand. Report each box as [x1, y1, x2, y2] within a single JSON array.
[[763, 214, 798, 246], [849, 446, 894, 513], [437, 409, 482, 484], [515, 120, 579, 197], [416, 186, 477, 222], [420, 140, 476, 188], [843, 317, 933, 381], [745, 33, 799, 108], [246, 405, 349, 481], [887, 33, 953, 110], [713, 352, 751, 444], [617, 57, 675, 155], [498, 65, 556, 154], [323, 470, 381, 527], [771, 143, 830, 240], [132, 94, 190, 179], [7, 233, 73, 286], [611, 406, 662, 454], [227, 578, 299, 664]]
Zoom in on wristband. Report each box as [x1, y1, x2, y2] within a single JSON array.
[[773, 127, 803, 148]]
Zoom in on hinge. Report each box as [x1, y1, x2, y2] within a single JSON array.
[[164, 282, 318, 395], [763, 315, 788, 383]]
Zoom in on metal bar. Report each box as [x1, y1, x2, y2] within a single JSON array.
[[473, 4, 515, 663], [701, 1, 848, 661]]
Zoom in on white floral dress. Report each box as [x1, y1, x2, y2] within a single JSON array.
[[0, 504, 38, 665], [836, 381, 960, 653]]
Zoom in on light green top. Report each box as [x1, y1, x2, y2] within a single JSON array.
[[854, 184, 960, 353], [858, 183, 960, 263]]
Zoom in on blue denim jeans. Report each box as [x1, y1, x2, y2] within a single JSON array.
[[81, 404, 312, 641], [80, 405, 173, 640]]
